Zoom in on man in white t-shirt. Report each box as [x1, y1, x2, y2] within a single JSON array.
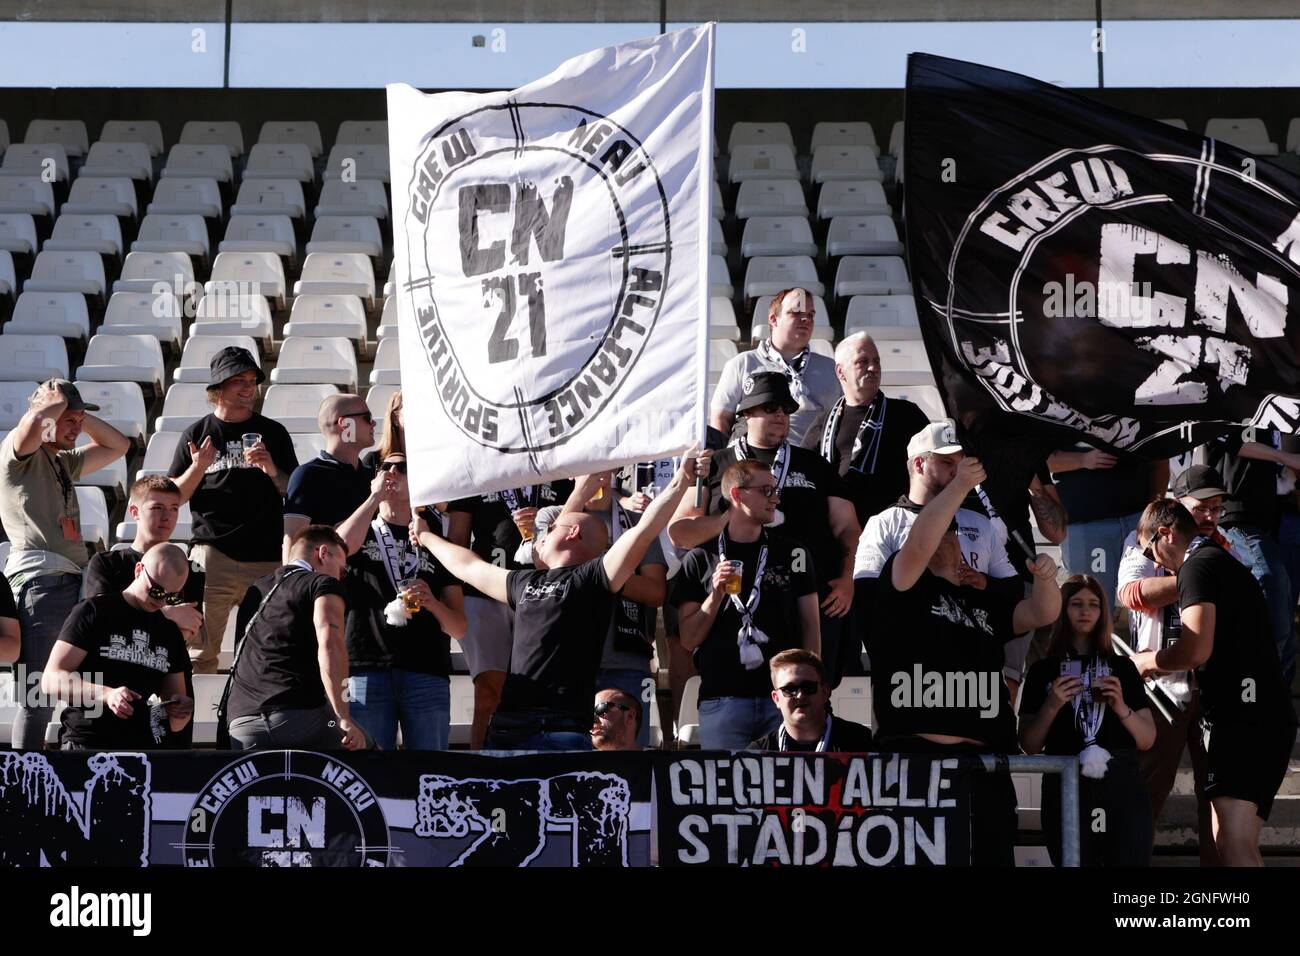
[[709, 287, 839, 448]]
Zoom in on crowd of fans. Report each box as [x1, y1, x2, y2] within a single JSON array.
[[1, 286, 1297, 867]]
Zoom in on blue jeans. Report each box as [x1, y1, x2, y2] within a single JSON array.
[[698, 696, 781, 750], [1279, 513, 1300, 638], [596, 666, 652, 748], [1224, 525, 1295, 685], [484, 727, 593, 752], [12, 572, 83, 750], [348, 670, 450, 751], [1061, 512, 1140, 611]]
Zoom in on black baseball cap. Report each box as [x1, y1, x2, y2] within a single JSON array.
[[208, 346, 265, 388], [45, 379, 99, 412], [1170, 465, 1228, 500], [736, 371, 799, 415]]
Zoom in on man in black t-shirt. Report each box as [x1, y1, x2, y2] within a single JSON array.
[[42, 544, 193, 749], [675, 459, 821, 749], [226, 525, 364, 751], [1131, 498, 1298, 867], [336, 453, 466, 750], [416, 450, 710, 751], [873, 454, 1061, 866], [169, 347, 297, 674], [749, 649, 872, 752], [670, 371, 860, 687], [446, 477, 574, 749]]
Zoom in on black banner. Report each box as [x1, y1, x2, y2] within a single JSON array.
[[905, 54, 1300, 457], [656, 752, 973, 866]]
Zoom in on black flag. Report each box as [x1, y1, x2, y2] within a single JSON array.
[[904, 54, 1300, 458]]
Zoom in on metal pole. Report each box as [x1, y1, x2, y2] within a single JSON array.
[[981, 754, 1082, 868]]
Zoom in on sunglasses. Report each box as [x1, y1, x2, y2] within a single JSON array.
[[741, 484, 780, 499], [142, 566, 185, 605], [382, 460, 407, 474], [758, 402, 790, 415], [594, 701, 631, 718], [340, 410, 375, 424], [778, 680, 821, 699]]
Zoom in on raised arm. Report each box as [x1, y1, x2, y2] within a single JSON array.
[[78, 414, 131, 475], [1012, 554, 1062, 634], [891, 457, 985, 591], [602, 449, 710, 593], [415, 514, 511, 604], [1029, 475, 1067, 545], [10, 382, 67, 458], [335, 471, 392, 555], [173, 435, 218, 503]]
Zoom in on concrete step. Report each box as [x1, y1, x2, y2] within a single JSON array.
[[1156, 793, 1300, 849]]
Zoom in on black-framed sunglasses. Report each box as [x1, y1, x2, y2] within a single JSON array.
[[340, 410, 375, 425], [778, 680, 821, 699], [142, 566, 185, 605], [758, 402, 790, 415], [594, 701, 631, 718], [741, 484, 780, 499], [382, 460, 407, 474]]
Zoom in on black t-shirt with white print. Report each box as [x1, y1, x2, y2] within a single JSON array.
[[448, 480, 574, 599], [226, 565, 348, 720], [501, 556, 615, 723], [1177, 540, 1296, 728], [870, 553, 1019, 750], [57, 591, 189, 748], [1021, 653, 1149, 755], [705, 442, 846, 591], [673, 530, 817, 700], [168, 412, 297, 562], [346, 519, 459, 677]]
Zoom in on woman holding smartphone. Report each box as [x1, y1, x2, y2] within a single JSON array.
[[1019, 574, 1156, 866]]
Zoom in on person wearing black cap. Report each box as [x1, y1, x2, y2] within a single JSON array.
[[169, 346, 297, 674], [0, 379, 130, 748], [670, 370, 861, 687]]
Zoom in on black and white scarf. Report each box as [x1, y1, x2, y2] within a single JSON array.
[[818, 392, 888, 474], [758, 338, 811, 406], [718, 530, 770, 670], [778, 716, 833, 752]]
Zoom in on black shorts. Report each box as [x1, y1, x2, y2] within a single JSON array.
[[1202, 719, 1297, 821]]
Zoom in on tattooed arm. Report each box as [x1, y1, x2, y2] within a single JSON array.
[[1028, 474, 1067, 545]]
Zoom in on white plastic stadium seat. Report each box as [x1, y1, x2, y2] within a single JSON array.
[[817, 180, 890, 220], [743, 256, 823, 302], [77, 334, 164, 395], [0, 214, 37, 255], [323, 144, 389, 183], [0, 334, 68, 380], [0, 252, 12, 301], [113, 251, 195, 298], [62, 177, 136, 218], [25, 251, 106, 298], [138, 430, 182, 477], [0, 120, 8, 154], [844, 295, 922, 340], [174, 335, 261, 384], [44, 214, 124, 257], [1288, 119, 1300, 154], [73, 381, 147, 445], [283, 294, 368, 351], [709, 296, 740, 341], [709, 218, 726, 256], [826, 215, 903, 257], [293, 253, 375, 307], [675, 675, 701, 747], [102, 291, 183, 352], [75, 486, 109, 551], [219, 215, 298, 271], [335, 120, 388, 145], [708, 255, 733, 300], [180, 121, 244, 158], [811, 146, 882, 183], [230, 179, 305, 220], [315, 179, 389, 220], [727, 121, 794, 153], [192, 293, 274, 355], [740, 216, 816, 258], [1, 143, 70, 183], [1205, 117, 1278, 155], [270, 337, 358, 390], [734, 179, 807, 220], [889, 120, 904, 158], [834, 256, 911, 300], [263, 384, 339, 433], [877, 339, 934, 386], [306, 216, 383, 259], [711, 180, 724, 220], [100, 120, 165, 156], [810, 121, 878, 155], [890, 384, 946, 422], [162, 145, 234, 183], [148, 178, 223, 219], [369, 336, 400, 385], [750, 294, 832, 342], [205, 252, 287, 310], [365, 384, 398, 425], [80, 141, 153, 182], [191, 673, 228, 745], [155, 383, 216, 432], [24, 119, 88, 158], [243, 143, 314, 184], [0, 177, 57, 218], [0, 381, 36, 429], [6, 292, 89, 340], [728, 144, 798, 184], [257, 121, 323, 157], [291, 432, 326, 464], [377, 296, 398, 339], [830, 677, 875, 731], [132, 214, 210, 266]]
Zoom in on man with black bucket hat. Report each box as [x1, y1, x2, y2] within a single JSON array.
[[169, 346, 297, 674], [1, 379, 130, 748]]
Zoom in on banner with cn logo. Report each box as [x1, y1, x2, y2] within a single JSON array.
[[388, 24, 714, 504]]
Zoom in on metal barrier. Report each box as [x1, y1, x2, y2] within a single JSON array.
[[983, 754, 1082, 867]]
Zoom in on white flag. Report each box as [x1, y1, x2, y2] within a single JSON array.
[[388, 24, 715, 505]]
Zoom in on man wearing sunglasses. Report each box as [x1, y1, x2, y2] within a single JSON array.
[[42, 544, 193, 750], [750, 649, 872, 752], [590, 688, 643, 752], [671, 371, 860, 688], [283, 393, 380, 561]]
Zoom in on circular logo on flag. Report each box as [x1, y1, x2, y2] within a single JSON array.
[[401, 103, 671, 455], [183, 750, 392, 867]]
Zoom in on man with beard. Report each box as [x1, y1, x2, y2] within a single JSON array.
[[750, 649, 872, 752], [590, 687, 643, 751]]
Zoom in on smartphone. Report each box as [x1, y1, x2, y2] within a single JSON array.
[[1059, 660, 1082, 680]]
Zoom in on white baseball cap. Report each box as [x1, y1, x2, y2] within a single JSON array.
[[907, 419, 962, 459]]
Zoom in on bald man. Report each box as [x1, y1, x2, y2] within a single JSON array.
[[43, 543, 194, 750], [416, 451, 710, 751]]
